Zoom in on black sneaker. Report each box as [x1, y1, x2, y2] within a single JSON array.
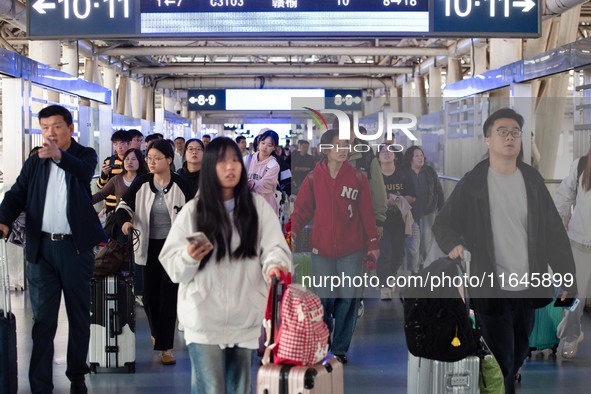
[[334, 354, 348, 364], [70, 379, 88, 394]]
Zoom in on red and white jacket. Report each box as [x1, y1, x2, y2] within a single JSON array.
[[291, 160, 379, 259]]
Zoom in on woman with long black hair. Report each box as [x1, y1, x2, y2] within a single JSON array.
[[402, 146, 444, 271], [93, 148, 149, 208], [159, 137, 291, 394]]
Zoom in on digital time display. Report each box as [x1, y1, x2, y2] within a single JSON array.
[[26, 0, 540, 39], [432, 0, 539, 36], [28, 0, 136, 38], [325, 90, 364, 111], [187, 90, 227, 111]]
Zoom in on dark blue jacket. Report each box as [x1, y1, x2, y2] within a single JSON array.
[[0, 139, 105, 262]]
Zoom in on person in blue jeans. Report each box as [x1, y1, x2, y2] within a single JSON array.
[[159, 137, 290, 393], [291, 129, 379, 364], [402, 146, 444, 271]]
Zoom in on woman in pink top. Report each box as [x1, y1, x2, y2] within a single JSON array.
[[245, 129, 281, 214]]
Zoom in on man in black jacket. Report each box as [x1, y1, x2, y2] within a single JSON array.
[[432, 108, 577, 394], [0, 105, 105, 394]]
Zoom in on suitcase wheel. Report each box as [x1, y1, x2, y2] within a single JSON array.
[[126, 362, 136, 373]]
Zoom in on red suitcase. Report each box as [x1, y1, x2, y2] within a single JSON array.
[[256, 276, 344, 393]]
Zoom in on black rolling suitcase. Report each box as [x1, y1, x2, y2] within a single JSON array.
[[0, 240, 17, 393], [89, 236, 136, 373]]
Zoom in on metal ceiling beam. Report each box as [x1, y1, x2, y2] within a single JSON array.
[[0, 0, 25, 30], [544, 0, 590, 16], [156, 77, 394, 89], [134, 65, 414, 75], [101, 46, 449, 57]]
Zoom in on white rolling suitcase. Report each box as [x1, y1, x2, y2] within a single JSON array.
[[408, 352, 480, 394]]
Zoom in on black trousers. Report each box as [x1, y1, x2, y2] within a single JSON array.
[[478, 296, 534, 394], [27, 238, 94, 393], [143, 238, 179, 351], [377, 209, 405, 282]]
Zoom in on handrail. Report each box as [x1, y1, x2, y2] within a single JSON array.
[[439, 175, 461, 183], [440, 175, 563, 185]]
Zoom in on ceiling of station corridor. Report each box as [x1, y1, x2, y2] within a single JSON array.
[[1, 1, 591, 90]]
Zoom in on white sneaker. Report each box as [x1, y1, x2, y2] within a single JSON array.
[[357, 300, 365, 318], [562, 332, 584, 359], [178, 322, 184, 331], [380, 288, 393, 301], [135, 296, 144, 307]]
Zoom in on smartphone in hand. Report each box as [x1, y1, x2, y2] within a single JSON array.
[[554, 297, 579, 312], [186, 231, 209, 246]]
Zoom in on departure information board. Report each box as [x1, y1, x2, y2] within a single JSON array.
[[27, 0, 540, 39]]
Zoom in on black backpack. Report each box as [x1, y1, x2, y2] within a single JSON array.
[[401, 258, 479, 362]]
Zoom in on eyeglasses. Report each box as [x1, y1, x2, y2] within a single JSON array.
[[495, 127, 523, 138], [147, 156, 166, 163], [187, 147, 203, 153]]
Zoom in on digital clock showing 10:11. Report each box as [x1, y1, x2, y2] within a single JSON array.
[[433, 0, 539, 36], [28, 0, 136, 38]]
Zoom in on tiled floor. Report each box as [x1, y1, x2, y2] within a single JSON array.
[[9, 287, 591, 393]]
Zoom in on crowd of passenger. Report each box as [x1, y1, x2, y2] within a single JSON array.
[[0, 105, 589, 394]]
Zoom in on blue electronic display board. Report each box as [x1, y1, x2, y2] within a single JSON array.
[[28, 0, 136, 38], [187, 90, 227, 111], [27, 0, 540, 39], [325, 90, 364, 111], [432, 0, 539, 36]]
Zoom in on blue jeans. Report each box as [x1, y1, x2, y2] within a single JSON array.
[[557, 240, 591, 342], [187, 343, 252, 394], [27, 239, 94, 393], [312, 252, 363, 355], [478, 297, 534, 394]]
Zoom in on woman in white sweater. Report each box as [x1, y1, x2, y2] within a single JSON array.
[[159, 137, 291, 394], [554, 141, 591, 359], [116, 140, 192, 365]]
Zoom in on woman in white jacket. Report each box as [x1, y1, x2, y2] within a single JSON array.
[[159, 137, 291, 394], [116, 139, 192, 365], [554, 141, 591, 359]]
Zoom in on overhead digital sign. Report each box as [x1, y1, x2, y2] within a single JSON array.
[[187, 89, 226, 111], [27, 0, 540, 39], [325, 90, 364, 111], [432, 0, 539, 36]]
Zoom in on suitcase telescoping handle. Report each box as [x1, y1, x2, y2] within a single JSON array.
[[0, 240, 12, 314], [269, 275, 278, 364], [110, 308, 122, 336], [461, 250, 472, 317], [127, 227, 140, 275]]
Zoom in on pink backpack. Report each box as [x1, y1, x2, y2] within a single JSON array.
[[263, 273, 329, 366]]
